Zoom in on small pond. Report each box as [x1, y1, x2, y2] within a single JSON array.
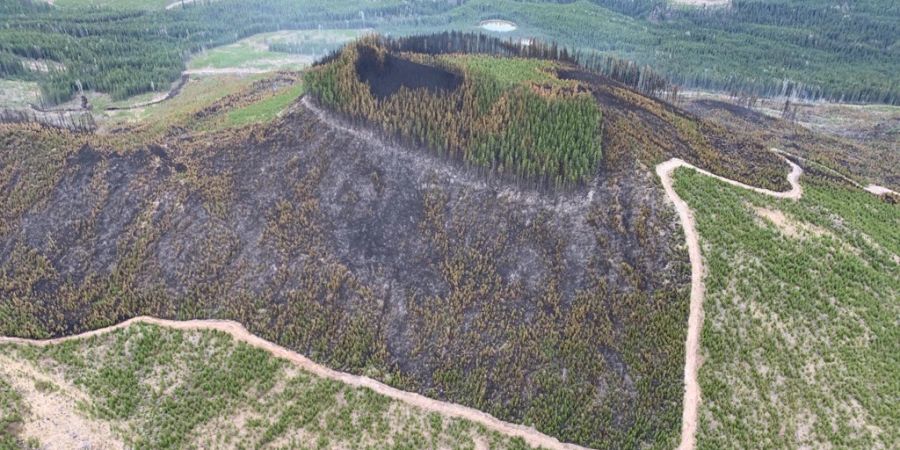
[[479, 19, 517, 33]]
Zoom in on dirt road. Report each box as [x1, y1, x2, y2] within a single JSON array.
[[0, 316, 589, 450], [864, 184, 899, 196], [655, 151, 803, 450]]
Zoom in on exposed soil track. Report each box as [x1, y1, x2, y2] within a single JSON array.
[[656, 150, 802, 450], [0, 316, 589, 450]]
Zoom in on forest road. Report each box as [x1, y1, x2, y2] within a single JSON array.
[[0, 316, 591, 450], [656, 150, 803, 450]]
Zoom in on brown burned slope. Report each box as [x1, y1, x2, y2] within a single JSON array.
[[1, 94, 689, 449], [684, 98, 900, 191], [0, 55, 799, 449], [557, 68, 791, 191]]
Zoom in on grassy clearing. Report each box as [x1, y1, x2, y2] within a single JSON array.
[[187, 30, 364, 72], [188, 45, 299, 71], [69, 70, 303, 137], [264, 29, 367, 56], [672, 169, 899, 449], [0, 80, 41, 109], [438, 55, 563, 88], [221, 82, 305, 128], [0, 324, 540, 449], [100, 75, 256, 133], [105, 76, 252, 124]]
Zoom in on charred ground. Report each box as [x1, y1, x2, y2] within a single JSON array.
[[355, 46, 463, 100], [0, 35, 807, 450]]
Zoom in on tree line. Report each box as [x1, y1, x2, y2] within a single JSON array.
[[307, 36, 603, 186], [0, 0, 457, 104], [317, 32, 671, 97]]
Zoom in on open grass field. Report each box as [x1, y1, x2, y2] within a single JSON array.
[[102, 75, 256, 128], [218, 82, 304, 128], [0, 80, 41, 109], [672, 168, 899, 449], [37, 0, 170, 10], [438, 55, 563, 89], [0, 323, 540, 449], [187, 30, 367, 73], [95, 72, 304, 146]]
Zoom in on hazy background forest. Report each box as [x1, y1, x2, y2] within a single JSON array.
[[1, 0, 898, 105]]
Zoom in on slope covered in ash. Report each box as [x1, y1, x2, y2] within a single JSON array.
[[0, 35, 797, 449], [0, 102, 687, 449]]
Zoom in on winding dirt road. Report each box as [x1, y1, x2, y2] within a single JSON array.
[[7, 141, 889, 450], [655, 151, 803, 450], [0, 316, 588, 450]]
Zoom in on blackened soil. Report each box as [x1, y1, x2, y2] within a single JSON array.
[[558, 68, 792, 191], [1, 100, 689, 450], [356, 46, 462, 100], [683, 98, 900, 191]]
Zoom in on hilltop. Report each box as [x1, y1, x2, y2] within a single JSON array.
[[1, 33, 897, 450]]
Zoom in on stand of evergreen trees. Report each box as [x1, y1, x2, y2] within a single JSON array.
[[307, 37, 603, 187], [2, 0, 895, 105], [590, 0, 899, 103], [317, 32, 671, 98], [444, 0, 898, 104]]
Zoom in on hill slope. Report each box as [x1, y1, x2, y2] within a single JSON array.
[[0, 321, 547, 449], [1, 36, 876, 449]]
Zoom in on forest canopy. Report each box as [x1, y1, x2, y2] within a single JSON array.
[[306, 36, 603, 186], [1, 0, 896, 104], [0, 0, 456, 104]]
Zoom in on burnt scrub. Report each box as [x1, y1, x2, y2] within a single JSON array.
[[355, 46, 463, 100], [1, 34, 800, 450], [0, 102, 689, 449]]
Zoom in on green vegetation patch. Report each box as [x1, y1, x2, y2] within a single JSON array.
[[0, 80, 41, 109], [672, 169, 899, 449], [0, 324, 540, 449], [0, 376, 25, 449], [221, 82, 305, 128], [306, 39, 602, 185], [187, 41, 304, 72], [438, 55, 560, 88], [97, 72, 302, 146], [49, 0, 171, 11]]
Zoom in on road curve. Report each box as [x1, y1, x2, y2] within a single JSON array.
[[0, 316, 590, 450], [656, 151, 803, 450]]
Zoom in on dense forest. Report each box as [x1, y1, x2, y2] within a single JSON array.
[[1, 0, 897, 104], [306, 36, 603, 186], [509, 0, 900, 103], [0, 0, 456, 103]]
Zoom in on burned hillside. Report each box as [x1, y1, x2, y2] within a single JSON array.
[[0, 35, 806, 450], [355, 46, 463, 100], [1, 95, 690, 448]]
